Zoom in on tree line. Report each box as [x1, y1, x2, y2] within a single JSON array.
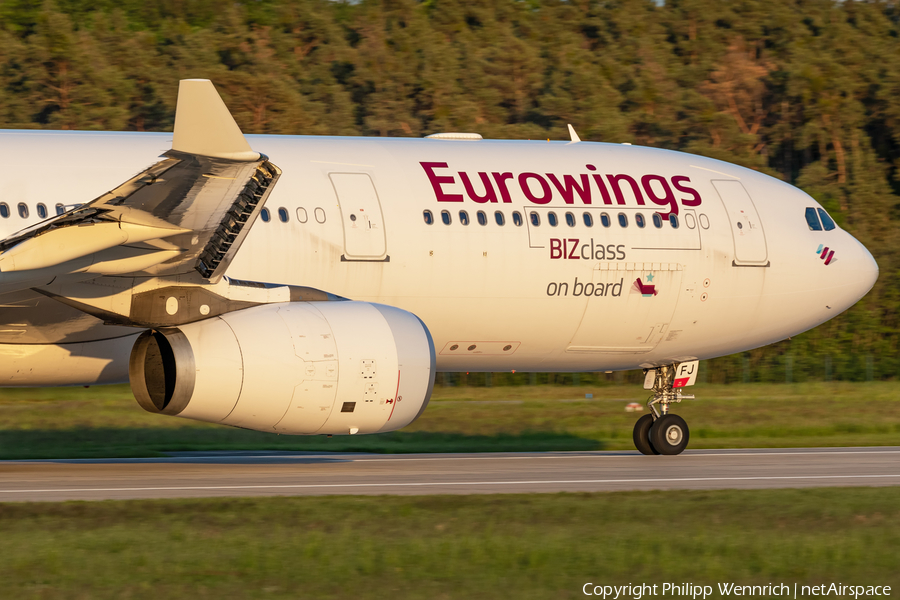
[[0, 0, 898, 381]]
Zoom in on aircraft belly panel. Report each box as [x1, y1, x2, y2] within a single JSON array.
[[567, 263, 683, 353]]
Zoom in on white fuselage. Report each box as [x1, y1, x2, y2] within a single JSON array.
[[0, 130, 878, 384]]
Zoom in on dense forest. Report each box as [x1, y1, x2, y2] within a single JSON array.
[[0, 0, 898, 381]]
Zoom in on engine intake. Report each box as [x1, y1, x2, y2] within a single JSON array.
[[129, 301, 435, 435]]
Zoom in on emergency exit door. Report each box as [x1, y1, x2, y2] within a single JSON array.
[[329, 173, 388, 261], [712, 180, 768, 266]]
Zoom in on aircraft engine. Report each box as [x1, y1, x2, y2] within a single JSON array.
[[128, 301, 435, 435]]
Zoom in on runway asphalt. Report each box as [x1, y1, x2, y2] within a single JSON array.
[[0, 446, 897, 502]]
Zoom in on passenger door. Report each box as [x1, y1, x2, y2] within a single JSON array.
[[712, 180, 768, 266], [329, 173, 388, 261]]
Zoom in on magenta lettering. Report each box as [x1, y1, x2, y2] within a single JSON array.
[[550, 238, 563, 259], [606, 174, 645, 206], [547, 174, 592, 205], [641, 174, 678, 217], [491, 172, 515, 203], [671, 176, 701, 206], [423, 162, 703, 210], [420, 162, 463, 202], [591, 174, 613, 205], [519, 172, 552, 204], [460, 172, 497, 203]]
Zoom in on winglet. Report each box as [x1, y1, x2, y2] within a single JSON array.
[[567, 124, 581, 143], [172, 79, 260, 161]]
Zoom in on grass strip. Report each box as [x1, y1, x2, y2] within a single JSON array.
[[1, 382, 898, 458], [2, 488, 899, 599]]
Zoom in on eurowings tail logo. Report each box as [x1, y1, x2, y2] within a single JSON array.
[[816, 244, 836, 265], [632, 274, 658, 297]]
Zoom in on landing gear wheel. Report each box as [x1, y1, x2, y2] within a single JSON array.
[[633, 414, 659, 455], [650, 414, 690, 455]]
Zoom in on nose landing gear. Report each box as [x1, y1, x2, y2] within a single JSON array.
[[632, 363, 695, 455], [632, 414, 659, 455]]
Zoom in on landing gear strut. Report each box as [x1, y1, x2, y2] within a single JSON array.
[[632, 363, 694, 455]]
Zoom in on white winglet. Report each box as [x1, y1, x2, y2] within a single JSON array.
[[567, 124, 581, 143], [172, 79, 260, 161]]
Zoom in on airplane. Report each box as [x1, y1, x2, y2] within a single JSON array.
[[0, 79, 878, 455]]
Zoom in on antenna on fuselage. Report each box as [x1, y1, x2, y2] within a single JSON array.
[[567, 124, 581, 143]]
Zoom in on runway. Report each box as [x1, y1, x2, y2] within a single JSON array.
[[1, 447, 898, 502]]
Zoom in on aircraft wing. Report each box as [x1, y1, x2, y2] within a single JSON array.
[[0, 80, 280, 293]]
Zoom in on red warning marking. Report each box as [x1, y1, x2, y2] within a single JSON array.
[[388, 370, 401, 420]]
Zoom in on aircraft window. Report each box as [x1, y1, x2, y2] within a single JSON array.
[[512, 211, 523, 226], [55, 203, 65, 215], [37, 203, 47, 219], [565, 212, 576, 227], [278, 207, 289, 223], [583, 212, 593, 227], [805, 207, 822, 231], [600, 213, 611, 228], [817, 208, 836, 231], [699, 214, 710, 229], [315, 208, 326, 223], [652, 213, 663, 228], [260, 208, 270, 222], [0, 203, 8, 218], [17, 203, 28, 219], [685, 213, 696, 229], [530, 212, 540, 226], [477, 211, 487, 226], [423, 210, 434, 225], [441, 210, 451, 225], [618, 213, 628, 227], [548, 212, 558, 227], [297, 207, 308, 223], [495, 211, 505, 226], [459, 210, 470, 226], [669, 214, 679, 229], [635, 213, 645, 228]]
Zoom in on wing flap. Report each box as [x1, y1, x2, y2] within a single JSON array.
[[0, 222, 188, 273], [0, 79, 280, 286]]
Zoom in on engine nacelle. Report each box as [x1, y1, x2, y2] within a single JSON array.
[[129, 302, 435, 435]]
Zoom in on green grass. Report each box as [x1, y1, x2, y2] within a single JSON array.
[[0, 382, 898, 459], [1, 488, 899, 598]]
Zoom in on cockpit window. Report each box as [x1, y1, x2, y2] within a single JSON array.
[[805, 207, 822, 231], [817, 208, 836, 231]]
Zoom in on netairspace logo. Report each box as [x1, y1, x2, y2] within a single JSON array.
[[581, 583, 893, 599]]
